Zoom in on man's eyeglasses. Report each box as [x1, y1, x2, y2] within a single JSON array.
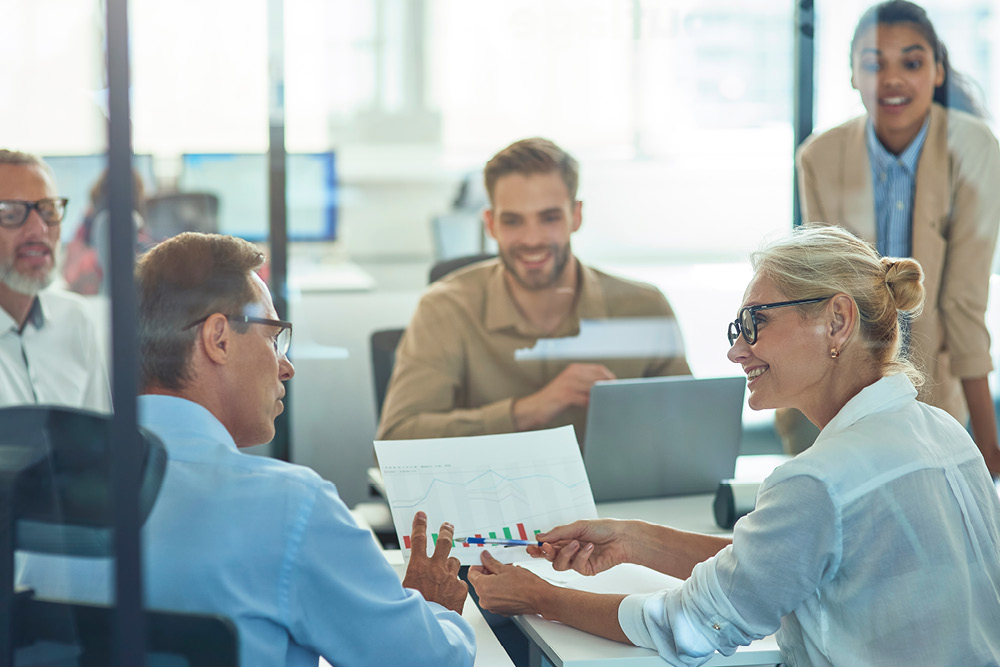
[[183, 314, 293, 357], [727, 296, 834, 346], [0, 198, 69, 229]]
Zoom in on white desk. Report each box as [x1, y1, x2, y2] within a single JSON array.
[[511, 493, 783, 667]]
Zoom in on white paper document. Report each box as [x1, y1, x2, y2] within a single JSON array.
[[518, 559, 682, 594], [374, 426, 598, 566]]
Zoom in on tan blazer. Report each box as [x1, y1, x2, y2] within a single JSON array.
[[796, 103, 1000, 421]]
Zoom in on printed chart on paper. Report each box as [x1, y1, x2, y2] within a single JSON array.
[[375, 426, 597, 565]]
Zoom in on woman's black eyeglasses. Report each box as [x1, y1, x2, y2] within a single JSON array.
[[183, 314, 293, 357], [727, 296, 834, 346]]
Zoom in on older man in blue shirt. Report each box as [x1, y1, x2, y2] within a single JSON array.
[[18, 232, 475, 666]]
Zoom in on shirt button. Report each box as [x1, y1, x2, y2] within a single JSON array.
[[712, 623, 721, 631], [896, 201, 904, 210]]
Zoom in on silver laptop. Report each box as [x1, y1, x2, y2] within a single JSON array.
[[583, 375, 746, 502]]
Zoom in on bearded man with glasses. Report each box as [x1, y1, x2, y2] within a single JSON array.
[[0, 150, 111, 411]]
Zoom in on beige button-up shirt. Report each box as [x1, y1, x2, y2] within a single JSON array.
[[377, 258, 691, 444]]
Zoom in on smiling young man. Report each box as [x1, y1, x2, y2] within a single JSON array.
[[0, 150, 110, 411], [18, 232, 475, 667], [377, 138, 690, 444]]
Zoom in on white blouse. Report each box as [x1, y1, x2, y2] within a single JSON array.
[[619, 374, 1000, 666]]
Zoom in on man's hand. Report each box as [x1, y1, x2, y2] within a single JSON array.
[[401, 512, 468, 614], [512, 363, 616, 431], [527, 519, 633, 576], [467, 551, 554, 617]]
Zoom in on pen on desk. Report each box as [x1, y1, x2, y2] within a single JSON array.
[[459, 537, 544, 547]]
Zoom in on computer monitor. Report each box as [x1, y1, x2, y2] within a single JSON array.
[[178, 153, 338, 242], [41, 154, 156, 243]]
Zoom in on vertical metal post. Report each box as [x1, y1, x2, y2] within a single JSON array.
[[630, 0, 643, 157], [106, 0, 145, 664], [267, 0, 291, 461], [793, 0, 815, 227]]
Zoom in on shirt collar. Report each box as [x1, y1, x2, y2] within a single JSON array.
[[0, 295, 44, 335], [484, 259, 608, 337], [23, 296, 44, 331], [138, 394, 239, 455], [865, 114, 930, 176], [818, 374, 917, 441]]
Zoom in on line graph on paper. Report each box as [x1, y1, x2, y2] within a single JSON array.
[[374, 426, 597, 565]]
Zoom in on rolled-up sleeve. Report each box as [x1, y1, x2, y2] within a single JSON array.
[[618, 474, 841, 664]]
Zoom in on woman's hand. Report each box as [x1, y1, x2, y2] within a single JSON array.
[[467, 551, 555, 617], [527, 519, 633, 576], [469, 551, 632, 643]]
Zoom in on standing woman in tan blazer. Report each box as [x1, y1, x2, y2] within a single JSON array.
[[791, 0, 1000, 475]]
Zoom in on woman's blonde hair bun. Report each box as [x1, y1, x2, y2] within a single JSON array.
[[881, 257, 924, 315]]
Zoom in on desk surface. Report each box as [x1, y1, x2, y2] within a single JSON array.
[[511, 493, 783, 667]]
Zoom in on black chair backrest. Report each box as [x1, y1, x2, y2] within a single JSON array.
[[0, 406, 166, 558], [17, 599, 239, 667], [0, 406, 238, 666], [370, 329, 406, 421], [427, 253, 495, 284]]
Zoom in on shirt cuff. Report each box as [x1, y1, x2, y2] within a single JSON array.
[[481, 397, 517, 433], [618, 593, 656, 648], [619, 589, 723, 663], [949, 351, 994, 379]]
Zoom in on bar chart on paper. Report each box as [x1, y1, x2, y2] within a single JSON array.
[[375, 426, 597, 565]]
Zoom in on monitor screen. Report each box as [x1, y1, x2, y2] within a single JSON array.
[[42, 154, 156, 243], [178, 153, 337, 242]]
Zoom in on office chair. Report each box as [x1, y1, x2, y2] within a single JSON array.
[[427, 253, 495, 284], [144, 192, 220, 242], [370, 328, 406, 422], [0, 406, 238, 666], [362, 328, 406, 549]]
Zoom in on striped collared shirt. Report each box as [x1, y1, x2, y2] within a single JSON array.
[[865, 115, 930, 258]]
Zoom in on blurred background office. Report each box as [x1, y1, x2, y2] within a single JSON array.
[[2, 0, 998, 508]]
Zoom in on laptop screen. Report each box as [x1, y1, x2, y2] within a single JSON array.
[[583, 375, 746, 502]]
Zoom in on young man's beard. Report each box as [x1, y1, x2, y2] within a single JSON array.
[[499, 242, 571, 291]]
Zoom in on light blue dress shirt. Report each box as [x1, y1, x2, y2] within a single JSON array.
[[618, 374, 1000, 666], [17, 394, 475, 667], [865, 116, 930, 259], [865, 118, 929, 352]]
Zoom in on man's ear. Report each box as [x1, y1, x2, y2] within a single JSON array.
[[571, 200, 583, 233], [200, 313, 231, 366], [827, 294, 856, 349], [483, 208, 497, 241]]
